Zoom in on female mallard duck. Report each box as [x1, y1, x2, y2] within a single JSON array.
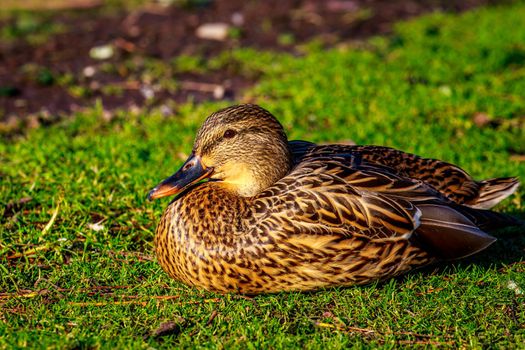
[[148, 104, 520, 294]]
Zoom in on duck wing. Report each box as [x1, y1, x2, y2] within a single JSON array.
[[289, 140, 519, 209], [256, 153, 506, 260]]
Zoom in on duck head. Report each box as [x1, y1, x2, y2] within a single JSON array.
[[148, 104, 292, 199]]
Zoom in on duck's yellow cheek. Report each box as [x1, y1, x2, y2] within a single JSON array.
[[200, 155, 212, 168], [218, 162, 252, 183], [216, 162, 260, 196]]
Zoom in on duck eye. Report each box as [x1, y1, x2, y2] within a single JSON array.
[[223, 129, 237, 139]]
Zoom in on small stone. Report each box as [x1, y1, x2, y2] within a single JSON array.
[[213, 85, 225, 99], [196, 23, 230, 41], [83, 66, 96, 77], [89, 44, 114, 60], [140, 85, 155, 100], [89, 81, 101, 91], [231, 12, 244, 26], [14, 99, 27, 107]]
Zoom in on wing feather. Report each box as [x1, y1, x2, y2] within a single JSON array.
[[256, 156, 430, 240]]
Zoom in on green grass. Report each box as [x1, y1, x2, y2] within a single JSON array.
[[2, 3, 525, 349]]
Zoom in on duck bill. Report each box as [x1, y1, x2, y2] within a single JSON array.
[[148, 154, 213, 200]]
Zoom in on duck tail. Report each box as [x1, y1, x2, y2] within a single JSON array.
[[412, 204, 497, 261], [452, 203, 524, 232], [469, 177, 520, 209], [412, 203, 523, 261]]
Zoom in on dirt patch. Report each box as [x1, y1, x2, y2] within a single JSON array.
[[0, 0, 507, 130]]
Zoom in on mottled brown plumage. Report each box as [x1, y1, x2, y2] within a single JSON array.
[[148, 104, 521, 294]]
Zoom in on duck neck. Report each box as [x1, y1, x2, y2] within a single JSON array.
[[221, 144, 292, 197]]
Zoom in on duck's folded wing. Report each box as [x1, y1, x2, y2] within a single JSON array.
[[289, 140, 519, 209], [257, 157, 498, 260], [258, 157, 430, 239]]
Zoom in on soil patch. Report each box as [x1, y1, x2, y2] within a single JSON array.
[[0, 0, 507, 130]]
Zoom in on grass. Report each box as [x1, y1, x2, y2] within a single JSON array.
[[2, 2, 525, 349]]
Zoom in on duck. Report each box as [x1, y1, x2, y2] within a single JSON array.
[[148, 104, 521, 294]]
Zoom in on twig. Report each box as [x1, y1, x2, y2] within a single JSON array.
[[206, 310, 218, 326]]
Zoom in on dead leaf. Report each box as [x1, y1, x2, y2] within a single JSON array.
[[152, 317, 187, 338]]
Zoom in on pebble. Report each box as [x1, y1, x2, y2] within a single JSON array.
[[14, 99, 27, 107], [213, 85, 225, 99], [89, 44, 114, 60], [83, 65, 96, 77], [196, 23, 230, 41], [231, 12, 244, 26], [140, 85, 155, 100]]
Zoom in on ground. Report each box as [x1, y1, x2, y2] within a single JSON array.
[[0, 0, 507, 130], [1, 1, 525, 349]]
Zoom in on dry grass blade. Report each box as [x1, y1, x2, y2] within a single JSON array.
[[68, 298, 222, 307], [0, 291, 40, 299], [42, 202, 60, 236], [7, 244, 53, 259], [69, 301, 148, 307], [315, 322, 375, 335]]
